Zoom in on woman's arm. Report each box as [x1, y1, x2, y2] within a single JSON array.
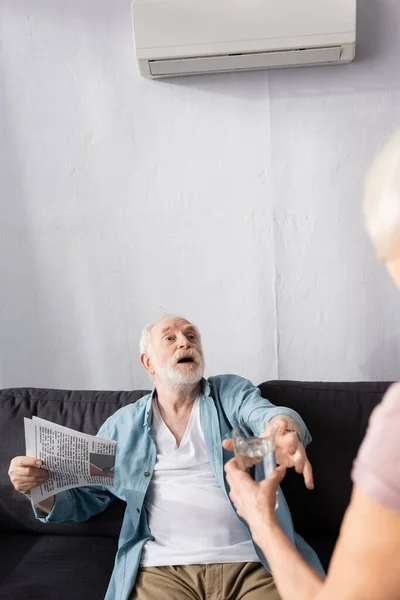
[[225, 459, 400, 600], [224, 460, 324, 600], [252, 518, 324, 599]]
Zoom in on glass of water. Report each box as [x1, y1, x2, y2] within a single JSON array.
[[232, 421, 278, 509]]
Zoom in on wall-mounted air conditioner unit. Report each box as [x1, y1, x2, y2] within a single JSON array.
[[132, 0, 357, 78]]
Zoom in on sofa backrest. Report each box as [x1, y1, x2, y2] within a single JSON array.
[[0, 381, 389, 555], [0, 387, 149, 536]]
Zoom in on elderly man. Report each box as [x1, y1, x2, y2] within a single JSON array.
[[9, 315, 323, 600]]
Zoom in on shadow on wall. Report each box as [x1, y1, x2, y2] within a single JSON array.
[[159, 0, 397, 99], [362, 339, 400, 382], [155, 68, 271, 102], [360, 269, 400, 382]]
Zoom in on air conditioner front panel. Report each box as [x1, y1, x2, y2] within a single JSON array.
[[133, 0, 356, 53]]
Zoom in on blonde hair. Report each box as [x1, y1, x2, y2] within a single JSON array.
[[363, 131, 400, 260]]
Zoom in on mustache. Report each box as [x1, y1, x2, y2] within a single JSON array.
[[170, 348, 202, 366]]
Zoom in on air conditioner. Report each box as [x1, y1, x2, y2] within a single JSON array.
[[132, 0, 357, 79]]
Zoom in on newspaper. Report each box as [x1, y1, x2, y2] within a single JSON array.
[[24, 416, 116, 505]]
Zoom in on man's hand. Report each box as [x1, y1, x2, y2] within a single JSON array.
[[224, 457, 286, 537], [270, 417, 314, 490], [8, 456, 49, 498]]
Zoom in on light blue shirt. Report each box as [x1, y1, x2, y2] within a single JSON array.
[[34, 375, 324, 600]]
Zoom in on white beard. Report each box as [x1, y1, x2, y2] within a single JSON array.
[[152, 349, 205, 386]]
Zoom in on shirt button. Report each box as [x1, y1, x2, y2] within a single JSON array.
[[144, 471, 150, 477], [136, 508, 140, 513]]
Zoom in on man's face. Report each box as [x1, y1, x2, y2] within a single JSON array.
[[143, 317, 205, 386]]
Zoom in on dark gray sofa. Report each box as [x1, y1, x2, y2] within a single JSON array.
[[0, 381, 389, 599]]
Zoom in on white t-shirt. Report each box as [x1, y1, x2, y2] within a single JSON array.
[[141, 397, 260, 567]]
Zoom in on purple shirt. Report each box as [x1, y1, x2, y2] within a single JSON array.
[[352, 382, 400, 514]]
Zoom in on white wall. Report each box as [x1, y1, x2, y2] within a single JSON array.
[[1, 0, 400, 390]]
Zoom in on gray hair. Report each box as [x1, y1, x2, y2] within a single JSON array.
[[139, 323, 154, 356], [139, 315, 199, 355]]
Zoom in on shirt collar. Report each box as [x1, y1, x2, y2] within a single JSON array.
[[201, 377, 211, 396], [142, 378, 210, 427], [143, 389, 157, 427]]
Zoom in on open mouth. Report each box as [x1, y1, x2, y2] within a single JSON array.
[[177, 357, 195, 364]]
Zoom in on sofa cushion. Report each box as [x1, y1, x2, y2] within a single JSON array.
[[0, 533, 117, 600], [0, 388, 149, 535]]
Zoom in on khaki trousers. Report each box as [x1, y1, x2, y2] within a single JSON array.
[[130, 562, 281, 600]]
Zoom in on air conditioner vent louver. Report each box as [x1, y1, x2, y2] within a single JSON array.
[[149, 47, 342, 77]]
